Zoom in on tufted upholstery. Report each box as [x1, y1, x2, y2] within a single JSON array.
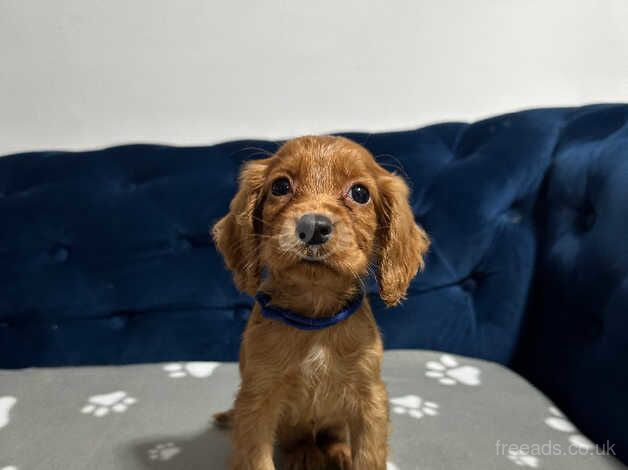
[[1, 104, 627, 461], [514, 104, 628, 463]]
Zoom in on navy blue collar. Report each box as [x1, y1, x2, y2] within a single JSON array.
[[255, 289, 364, 331]]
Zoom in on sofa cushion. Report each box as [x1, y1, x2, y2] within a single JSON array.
[[0, 351, 624, 470]]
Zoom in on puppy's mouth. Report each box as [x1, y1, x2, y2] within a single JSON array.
[[273, 220, 345, 267], [296, 245, 332, 263], [285, 245, 341, 273], [294, 248, 343, 276]]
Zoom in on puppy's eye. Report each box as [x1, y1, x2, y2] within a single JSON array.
[[349, 184, 370, 204], [271, 177, 292, 196]]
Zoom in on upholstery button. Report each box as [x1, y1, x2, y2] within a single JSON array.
[[109, 315, 128, 329], [578, 209, 596, 232], [461, 278, 477, 292], [504, 208, 523, 223], [50, 244, 70, 263], [178, 232, 209, 249], [575, 201, 596, 233], [584, 316, 603, 339], [233, 307, 251, 322], [177, 234, 193, 250], [461, 271, 485, 292]]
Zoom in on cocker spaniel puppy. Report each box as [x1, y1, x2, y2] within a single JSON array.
[[212, 136, 429, 470]]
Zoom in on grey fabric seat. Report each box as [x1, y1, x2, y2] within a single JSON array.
[[0, 351, 624, 470]]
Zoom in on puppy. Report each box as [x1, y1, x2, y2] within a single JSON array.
[[212, 136, 429, 470]]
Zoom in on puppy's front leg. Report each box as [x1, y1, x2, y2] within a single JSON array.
[[349, 381, 389, 470], [230, 383, 281, 470]]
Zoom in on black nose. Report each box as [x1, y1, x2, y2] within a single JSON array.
[[295, 213, 333, 245]]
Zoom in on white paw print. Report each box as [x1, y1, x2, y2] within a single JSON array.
[[148, 442, 181, 461], [0, 396, 17, 429], [507, 449, 539, 467], [425, 354, 481, 386], [545, 406, 594, 450], [163, 362, 220, 378], [387, 463, 399, 470], [81, 391, 137, 417], [390, 395, 439, 419]]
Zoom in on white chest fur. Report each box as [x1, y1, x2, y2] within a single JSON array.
[[301, 344, 330, 378]]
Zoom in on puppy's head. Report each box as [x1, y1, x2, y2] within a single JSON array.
[[212, 136, 429, 306]]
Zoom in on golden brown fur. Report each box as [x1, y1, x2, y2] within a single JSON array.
[[212, 136, 429, 470]]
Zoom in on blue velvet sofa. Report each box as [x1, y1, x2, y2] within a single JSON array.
[[1, 104, 627, 464]]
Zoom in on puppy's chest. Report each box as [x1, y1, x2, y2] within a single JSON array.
[[297, 343, 359, 385], [287, 343, 369, 419], [300, 343, 333, 379]]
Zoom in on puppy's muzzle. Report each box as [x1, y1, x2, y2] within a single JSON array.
[[295, 213, 333, 245]]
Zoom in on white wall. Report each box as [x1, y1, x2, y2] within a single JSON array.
[[1, 0, 627, 155]]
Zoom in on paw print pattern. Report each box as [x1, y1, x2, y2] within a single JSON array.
[[163, 362, 220, 378], [425, 354, 481, 386], [148, 442, 181, 461], [81, 391, 137, 417], [507, 449, 539, 468], [390, 395, 439, 420], [545, 406, 594, 450], [0, 396, 17, 429]]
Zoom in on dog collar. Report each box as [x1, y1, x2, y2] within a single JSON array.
[[254, 289, 364, 331]]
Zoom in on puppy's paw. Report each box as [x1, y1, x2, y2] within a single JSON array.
[[281, 442, 328, 470], [315, 427, 352, 470], [323, 442, 352, 470], [212, 409, 234, 429]]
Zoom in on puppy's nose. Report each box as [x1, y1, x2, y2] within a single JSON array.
[[295, 213, 333, 245]]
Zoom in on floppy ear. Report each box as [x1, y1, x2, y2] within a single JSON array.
[[376, 173, 430, 306], [212, 158, 270, 296]]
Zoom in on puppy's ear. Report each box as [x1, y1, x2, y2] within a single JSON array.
[[212, 158, 270, 296], [376, 173, 429, 307]]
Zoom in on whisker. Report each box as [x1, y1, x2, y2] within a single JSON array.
[[240, 146, 276, 158], [375, 153, 409, 178]]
